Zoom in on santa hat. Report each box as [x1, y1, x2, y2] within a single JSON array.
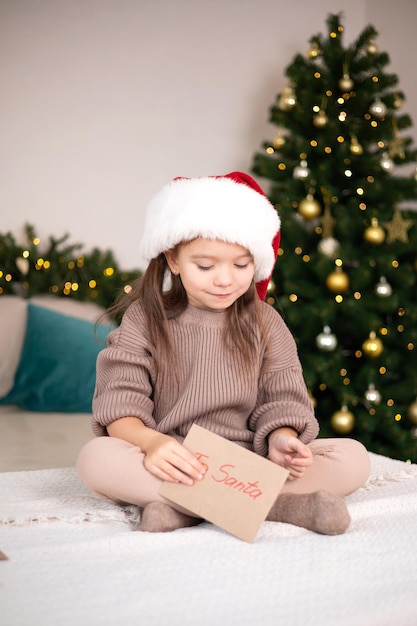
[[139, 171, 280, 300]]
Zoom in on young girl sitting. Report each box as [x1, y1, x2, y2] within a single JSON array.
[[77, 172, 370, 535]]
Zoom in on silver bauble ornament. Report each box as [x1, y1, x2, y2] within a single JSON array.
[[364, 383, 381, 405], [369, 99, 387, 119], [380, 152, 394, 172], [316, 326, 337, 351], [375, 276, 392, 297], [15, 257, 30, 275], [293, 160, 310, 180], [318, 237, 340, 258]]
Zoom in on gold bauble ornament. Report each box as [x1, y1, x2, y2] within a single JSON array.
[[362, 331, 383, 358], [339, 74, 354, 92], [313, 110, 328, 128], [331, 406, 355, 434], [307, 41, 320, 59], [364, 218, 385, 245], [298, 194, 321, 220], [308, 390, 317, 408], [393, 93, 403, 109], [366, 40, 378, 55], [350, 136, 363, 155], [407, 400, 417, 425], [326, 268, 350, 293], [272, 134, 286, 150], [278, 85, 296, 111]]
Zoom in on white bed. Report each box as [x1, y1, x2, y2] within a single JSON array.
[[1, 452, 417, 626], [1, 296, 417, 625]]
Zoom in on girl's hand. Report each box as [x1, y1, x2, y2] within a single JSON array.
[[143, 432, 206, 486], [268, 433, 313, 480]]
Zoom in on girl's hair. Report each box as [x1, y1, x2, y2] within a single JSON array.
[[107, 247, 269, 373]]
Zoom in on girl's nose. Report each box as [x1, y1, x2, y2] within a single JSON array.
[[213, 268, 232, 286]]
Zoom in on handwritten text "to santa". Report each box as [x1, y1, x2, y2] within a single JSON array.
[[195, 453, 263, 500]]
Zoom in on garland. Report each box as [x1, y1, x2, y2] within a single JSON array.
[[0, 224, 141, 309]]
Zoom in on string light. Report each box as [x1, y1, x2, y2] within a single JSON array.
[[0, 224, 141, 308]]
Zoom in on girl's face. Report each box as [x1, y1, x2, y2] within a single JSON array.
[[165, 238, 255, 311]]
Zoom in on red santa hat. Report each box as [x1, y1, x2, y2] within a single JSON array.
[[139, 171, 280, 300]]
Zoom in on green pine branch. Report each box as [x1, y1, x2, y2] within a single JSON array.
[[0, 224, 141, 309]]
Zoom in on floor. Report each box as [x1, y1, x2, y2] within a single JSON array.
[[0, 405, 92, 472]]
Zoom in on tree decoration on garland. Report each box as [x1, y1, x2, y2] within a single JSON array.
[[383, 209, 413, 244], [0, 224, 141, 310], [254, 13, 417, 461], [330, 406, 355, 434]]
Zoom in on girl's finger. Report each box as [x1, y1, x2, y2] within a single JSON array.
[[148, 459, 194, 485]]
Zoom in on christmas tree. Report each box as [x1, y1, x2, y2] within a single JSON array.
[[252, 13, 417, 462]]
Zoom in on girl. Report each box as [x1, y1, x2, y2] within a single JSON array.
[[77, 172, 370, 535]]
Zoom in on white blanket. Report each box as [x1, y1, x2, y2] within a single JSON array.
[[1, 453, 417, 626]]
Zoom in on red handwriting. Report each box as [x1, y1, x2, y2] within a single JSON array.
[[195, 453, 263, 501], [195, 452, 210, 473]]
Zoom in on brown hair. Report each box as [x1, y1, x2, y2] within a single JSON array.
[[107, 249, 269, 375]]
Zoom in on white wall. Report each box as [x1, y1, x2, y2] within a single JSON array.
[[1, 0, 415, 271]]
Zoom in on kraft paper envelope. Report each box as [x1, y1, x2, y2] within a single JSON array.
[[159, 424, 289, 542]]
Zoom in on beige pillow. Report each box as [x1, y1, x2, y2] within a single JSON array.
[[0, 296, 28, 397], [30, 295, 108, 323]]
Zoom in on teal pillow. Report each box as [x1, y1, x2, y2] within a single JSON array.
[[0, 303, 113, 413]]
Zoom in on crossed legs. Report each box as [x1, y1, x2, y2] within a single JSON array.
[[77, 436, 370, 535]]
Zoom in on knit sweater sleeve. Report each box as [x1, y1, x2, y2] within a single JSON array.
[[250, 305, 319, 457], [91, 302, 156, 436]]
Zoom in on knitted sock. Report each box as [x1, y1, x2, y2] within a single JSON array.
[[136, 502, 202, 533], [266, 490, 350, 535]]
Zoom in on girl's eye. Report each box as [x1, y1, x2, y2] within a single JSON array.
[[235, 264, 248, 269], [197, 265, 212, 271]]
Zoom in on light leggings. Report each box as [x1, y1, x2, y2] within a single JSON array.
[[76, 436, 371, 512]]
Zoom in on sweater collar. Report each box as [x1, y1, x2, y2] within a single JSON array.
[[178, 304, 228, 327]]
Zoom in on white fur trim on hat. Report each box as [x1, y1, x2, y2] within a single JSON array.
[[139, 175, 280, 281]]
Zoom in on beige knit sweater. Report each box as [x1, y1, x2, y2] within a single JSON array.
[[92, 301, 319, 457]]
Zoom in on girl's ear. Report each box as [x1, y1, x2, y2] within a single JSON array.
[[164, 250, 179, 275]]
